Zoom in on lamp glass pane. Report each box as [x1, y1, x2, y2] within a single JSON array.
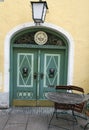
[[33, 3, 44, 19], [42, 5, 47, 22]]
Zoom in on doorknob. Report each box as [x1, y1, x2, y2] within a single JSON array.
[[34, 72, 37, 79]]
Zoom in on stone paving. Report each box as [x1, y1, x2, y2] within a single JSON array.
[[0, 107, 89, 130]]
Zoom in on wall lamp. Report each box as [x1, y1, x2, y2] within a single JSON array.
[[31, 0, 48, 24]]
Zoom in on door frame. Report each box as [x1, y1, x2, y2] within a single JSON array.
[[10, 27, 68, 106], [4, 22, 74, 107]]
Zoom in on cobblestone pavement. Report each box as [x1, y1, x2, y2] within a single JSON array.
[[0, 107, 89, 130]]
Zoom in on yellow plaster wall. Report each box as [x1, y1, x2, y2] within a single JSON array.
[[0, 0, 89, 92]]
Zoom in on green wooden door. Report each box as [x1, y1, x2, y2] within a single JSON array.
[[13, 48, 66, 106], [38, 50, 65, 106], [13, 48, 38, 106]]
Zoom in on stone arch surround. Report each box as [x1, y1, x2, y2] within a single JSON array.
[[3, 22, 74, 107]]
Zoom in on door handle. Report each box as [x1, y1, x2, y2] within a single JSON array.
[[40, 73, 44, 79], [34, 72, 37, 79], [34, 73, 44, 79]]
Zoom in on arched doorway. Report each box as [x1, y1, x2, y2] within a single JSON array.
[[4, 22, 74, 107], [10, 27, 68, 106]]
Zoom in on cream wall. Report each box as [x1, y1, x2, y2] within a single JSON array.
[[0, 0, 89, 93]]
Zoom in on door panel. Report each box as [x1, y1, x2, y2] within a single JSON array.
[[13, 48, 65, 106], [13, 49, 38, 106], [39, 50, 64, 101], [17, 53, 34, 88]]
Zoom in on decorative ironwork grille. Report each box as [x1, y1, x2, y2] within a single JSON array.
[[14, 31, 66, 46]]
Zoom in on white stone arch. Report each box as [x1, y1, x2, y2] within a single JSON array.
[[4, 22, 74, 95]]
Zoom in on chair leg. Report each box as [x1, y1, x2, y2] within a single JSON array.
[[55, 109, 59, 119], [48, 110, 56, 128], [72, 110, 78, 124], [84, 123, 89, 130], [48, 109, 70, 130]]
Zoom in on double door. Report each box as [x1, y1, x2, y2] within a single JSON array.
[[13, 48, 65, 106]]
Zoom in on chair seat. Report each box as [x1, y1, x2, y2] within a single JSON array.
[[55, 103, 75, 110]]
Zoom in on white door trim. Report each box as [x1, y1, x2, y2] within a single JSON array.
[[4, 22, 74, 93]]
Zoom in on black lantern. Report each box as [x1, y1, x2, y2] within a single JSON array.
[[31, 1, 48, 24]]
